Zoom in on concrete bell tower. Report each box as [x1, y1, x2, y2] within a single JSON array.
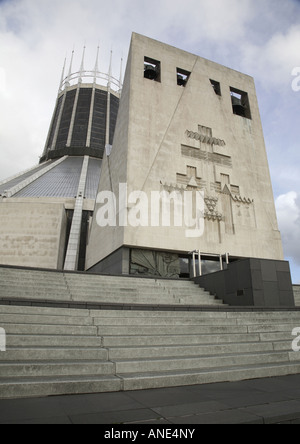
[[86, 33, 284, 278]]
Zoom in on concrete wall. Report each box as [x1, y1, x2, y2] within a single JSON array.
[[294, 285, 300, 307], [85, 44, 133, 270], [0, 201, 67, 270], [87, 248, 130, 275], [195, 258, 295, 307]]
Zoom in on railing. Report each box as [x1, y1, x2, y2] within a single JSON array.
[[60, 70, 122, 94], [189, 250, 229, 278]]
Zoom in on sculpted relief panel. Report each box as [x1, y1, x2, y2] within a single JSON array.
[[174, 125, 256, 235]]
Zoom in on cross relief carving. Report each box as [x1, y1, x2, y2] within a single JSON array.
[[174, 125, 255, 230], [176, 166, 206, 190], [160, 124, 256, 233]]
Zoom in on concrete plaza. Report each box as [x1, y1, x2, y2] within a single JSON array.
[[1, 374, 300, 424]]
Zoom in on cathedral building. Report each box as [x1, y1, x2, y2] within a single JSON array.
[[0, 33, 285, 284]]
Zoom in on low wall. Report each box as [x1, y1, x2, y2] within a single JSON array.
[[195, 258, 295, 307]]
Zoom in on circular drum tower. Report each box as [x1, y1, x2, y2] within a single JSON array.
[[0, 47, 122, 272], [41, 47, 121, 162]]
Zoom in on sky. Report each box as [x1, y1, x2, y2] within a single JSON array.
[[0, 0, 300, 282]]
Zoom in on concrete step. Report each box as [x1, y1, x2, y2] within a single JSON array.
[[0, 305, 89, 317], [1, 289, 223, 306], [91, 309, 229, 319], [0, 272, 197, 290], [0, 266, 225, 307], [273, 340, 295, 351], [68, 282, 209, 293], [1, 323, 97, 336], [114, 351, 294, 374], [92, 315, 300, 327], [67, 289, 216, 299], [102, 333, 262, 347], [97, 324, 250, 336], [96, 322, 299, 336], [0, 348, 108, 362], [100, 330, 299, 348], [0, 270, 65, 280], [0, 314, 93, 326], [2, 361, 300, 399], [0, 291, 69, 302], [0, 361, 114, 378], [7, 335, 102, 348], [91, 309, 300, 321], [0, 288, 215, 300], [0, 375, 122, 399], [247, 324, 299, 333], [120, 362, 300, 391], [1, 272, 300, 399], [94, 316, 236, 326], [0, 284, 68, 292], [226, 311, 300, 319], [260, 332, 298, 341], [108, 341, 277, 360], [0, 277, 67, 288], [77, 297, 223, 307]]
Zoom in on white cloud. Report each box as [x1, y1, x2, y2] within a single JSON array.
[[276, 191, 300, 266], [155, 0, 254, 45], [0, 0, 129, 178], [0, 0, 300, 201], [240, 24, 300, 91]]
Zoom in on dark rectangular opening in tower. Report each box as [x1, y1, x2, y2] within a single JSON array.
[[210, 79, 221, 96], [230, 87, 252, 119], [177, 68, 191, 87], [144, 57, 161, 82]]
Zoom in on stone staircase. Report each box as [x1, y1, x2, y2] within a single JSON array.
[[1, 266, 300, 399], [1, 305, 300, 398], [0, 267, 224, 307]]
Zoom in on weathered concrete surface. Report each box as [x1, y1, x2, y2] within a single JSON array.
[[86, 33, 283, 271], [0, 202, 66, 269]]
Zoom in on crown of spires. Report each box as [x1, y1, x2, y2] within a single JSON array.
[[58, 46, 123, 94]]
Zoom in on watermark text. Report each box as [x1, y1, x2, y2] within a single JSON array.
[[96, 184, 205, 238], [0, 328, 6, 352], [292, 327, 300, 352], [291, 67, 300, 92]]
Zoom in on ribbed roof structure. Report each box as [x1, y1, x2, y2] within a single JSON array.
[[0, 47, 122, 201]]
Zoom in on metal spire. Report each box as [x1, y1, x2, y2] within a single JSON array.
[[79, 46, 86, 83], [94, 45, 100, 82], [107, 50, 113, 89], [66, 49, 74, 87], [58, 57, 66, 94], [119, 57, 123, 90]]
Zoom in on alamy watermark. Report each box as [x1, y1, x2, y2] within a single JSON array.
[[0, 328, 6, 352], [292, 328, 300, 352], [96, 184, 205, 238], [291, 67, 300, 92]]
